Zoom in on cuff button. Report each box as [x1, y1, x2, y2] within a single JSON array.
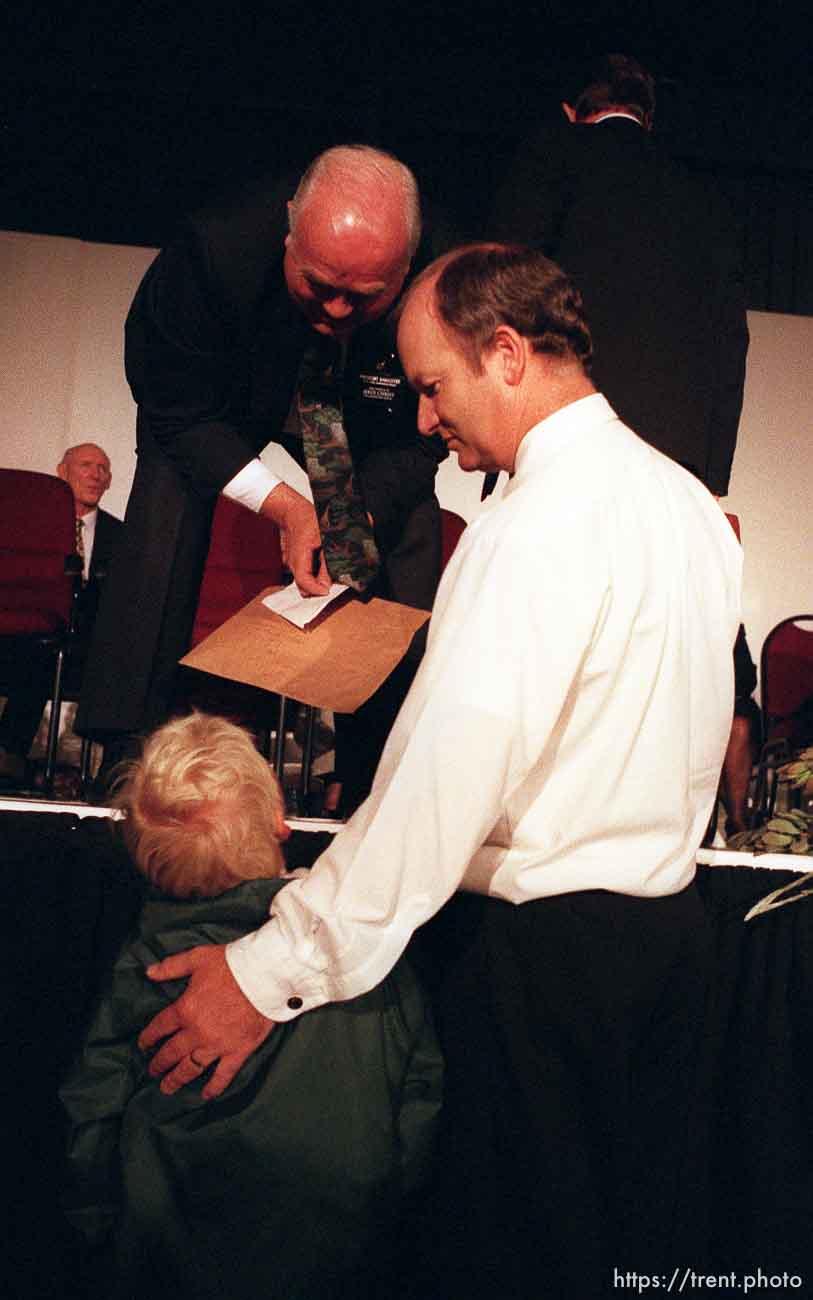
[[287, 996, 303, 1010]]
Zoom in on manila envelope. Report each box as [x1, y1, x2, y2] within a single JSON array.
[[180, 586, 430, 714]]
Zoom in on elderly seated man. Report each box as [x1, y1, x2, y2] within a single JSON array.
[[0, 443, 121, 791]]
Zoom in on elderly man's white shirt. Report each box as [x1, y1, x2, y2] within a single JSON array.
[[78, 508, 97, 580], [228, 394, 742, 1019]]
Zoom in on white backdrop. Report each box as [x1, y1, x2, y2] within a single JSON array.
[[1, 228, 810, 689]]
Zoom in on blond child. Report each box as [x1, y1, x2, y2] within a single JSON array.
[[61, 713, 442, 1300]]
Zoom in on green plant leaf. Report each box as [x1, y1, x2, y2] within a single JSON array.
[[760, 831, 794, 847]]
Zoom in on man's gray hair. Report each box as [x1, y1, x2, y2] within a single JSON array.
[[289, 144, 421, 260]]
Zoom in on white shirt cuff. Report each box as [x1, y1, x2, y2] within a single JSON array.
[[223, 459, 283, 512], [226, 922, 328, 1022]]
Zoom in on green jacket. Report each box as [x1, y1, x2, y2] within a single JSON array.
[[60, 877, 443, 1300]]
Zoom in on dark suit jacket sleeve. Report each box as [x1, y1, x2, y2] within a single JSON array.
[[124, 227, 270, 500]]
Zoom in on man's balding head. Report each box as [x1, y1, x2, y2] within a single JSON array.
[[57, 443, 112, 515], [284, 145, 420, 338], [397, 244, 595, 474], [398, 243, 593, 375]]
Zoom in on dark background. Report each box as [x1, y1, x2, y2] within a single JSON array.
[[2, 0, 812, 312]]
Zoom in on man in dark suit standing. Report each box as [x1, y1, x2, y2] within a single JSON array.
[[492, 53, 749, 496], [0, 443, 122, 787], [76, 145, 446, 811]]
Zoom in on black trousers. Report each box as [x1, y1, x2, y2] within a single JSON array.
[[411, 881, 713, 1300]]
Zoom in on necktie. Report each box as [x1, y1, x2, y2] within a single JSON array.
[[297, 338, 380, 593], [74, 515, 88, 584]]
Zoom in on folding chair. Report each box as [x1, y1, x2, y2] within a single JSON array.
[[752, 614, 813, 824], [0, 469, 82, 794]]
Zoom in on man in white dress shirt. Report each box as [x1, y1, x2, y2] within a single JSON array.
[[139, 245, 742, 1295]]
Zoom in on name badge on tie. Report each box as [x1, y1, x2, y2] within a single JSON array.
[[357, 352, 407, 416]]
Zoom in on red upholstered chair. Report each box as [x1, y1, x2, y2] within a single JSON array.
[[440, 508, 467, 570], [189, 495, 284, 648], [750, 615, 813, 825], [759, 616, 813, 747], [0, 469, 82, 792]]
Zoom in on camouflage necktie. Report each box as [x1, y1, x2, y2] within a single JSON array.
[[297, 336, 380, 593]]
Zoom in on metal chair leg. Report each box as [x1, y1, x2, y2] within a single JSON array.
[[43, 647, 67, 794], [273, 695, 287, 784], [79, 736, 94, 801], [298, 705, 316, 807]]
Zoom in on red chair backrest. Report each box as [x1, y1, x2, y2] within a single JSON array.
[[441, 508, 466, 572], [760, 615, 813, 741], [190, 496, 285, 647], [725, 512, 741, 541], [0, 469, 76, 634]]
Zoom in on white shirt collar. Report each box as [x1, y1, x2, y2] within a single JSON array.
[[510, 392, 618, 483], [591, 111, 644, 126]]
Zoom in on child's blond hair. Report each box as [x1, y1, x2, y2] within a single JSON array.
[[113, 712, 286, 898]]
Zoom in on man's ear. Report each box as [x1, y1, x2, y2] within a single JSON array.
[[562, 101, 577, 123], [491, 325, 525, 387], [56, 461, 68, 482]]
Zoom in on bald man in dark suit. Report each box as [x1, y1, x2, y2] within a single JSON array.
[[76, 147, 446, 812]]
